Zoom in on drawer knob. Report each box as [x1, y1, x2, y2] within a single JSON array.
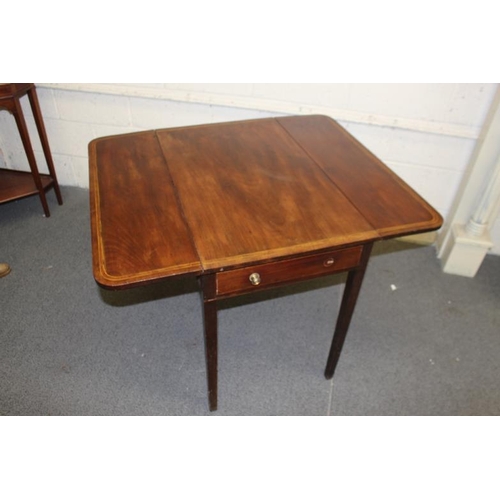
[[324, 258, 335, 267], [249, 272, 261, 285]]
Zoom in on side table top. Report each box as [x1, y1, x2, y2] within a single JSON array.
[[89, 115, 442, 288]]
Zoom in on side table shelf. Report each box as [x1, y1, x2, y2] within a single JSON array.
[[0, 168, 55, 205], [0, 83, 63, 217]]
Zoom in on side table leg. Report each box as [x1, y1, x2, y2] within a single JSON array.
[[27, 86, 63, 206], [199, 274, 218, 412], [12, 97, 51, 217], [325, 242, 373, 380]]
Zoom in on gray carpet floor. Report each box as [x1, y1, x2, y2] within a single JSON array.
[[1, 186, 499, 415]]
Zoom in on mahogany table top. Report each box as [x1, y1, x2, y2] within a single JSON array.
[[89, 115, 442, 289]]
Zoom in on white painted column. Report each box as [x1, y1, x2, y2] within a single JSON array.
[[464, 161, 500, 238], [438, 86, 500, 277]]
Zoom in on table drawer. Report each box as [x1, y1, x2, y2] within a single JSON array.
[[216, 246, 363, 297]]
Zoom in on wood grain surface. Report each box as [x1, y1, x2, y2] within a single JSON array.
[[89, 116, 443, 288], [277, 115, 443, 238], [89, 131, 201, 288], [157, 119, 378, 270]]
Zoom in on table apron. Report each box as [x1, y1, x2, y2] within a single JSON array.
[[214, 245, 364, 299]]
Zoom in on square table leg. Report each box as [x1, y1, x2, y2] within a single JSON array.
[[324, 242, 374, 379], [199, 274, 218, 412]]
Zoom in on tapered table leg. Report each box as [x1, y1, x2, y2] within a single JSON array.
[[11, 96, 51, 217], [325, 242, 373, 380], [27, 86, 63, 206], [199, 274, 218, 412]]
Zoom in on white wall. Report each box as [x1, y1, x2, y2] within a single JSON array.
[[1, 83, 498, 252]]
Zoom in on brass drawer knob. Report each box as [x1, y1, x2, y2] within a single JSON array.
[[324, 258, 335, 267], [249, 272, 261, 285]]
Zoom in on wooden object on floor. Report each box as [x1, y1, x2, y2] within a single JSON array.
[[0, 83, 63, 216], [89, 115, 443, 411]]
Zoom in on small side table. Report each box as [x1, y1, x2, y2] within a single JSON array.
[[0, 83, 62, 216]]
